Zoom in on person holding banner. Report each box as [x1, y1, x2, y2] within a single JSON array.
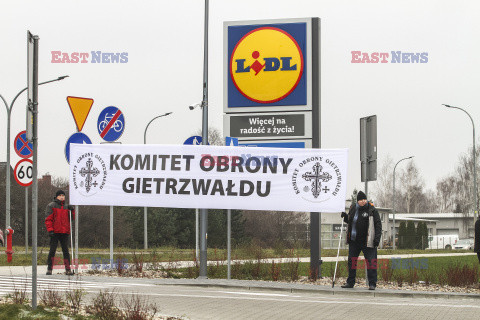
[[45, 190, 75, 275], [340, 191, 382, 290]]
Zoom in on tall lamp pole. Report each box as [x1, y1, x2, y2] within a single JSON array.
[[143, 111, 172, 250], [392, 156, 413, 250], [0, 75, 69, 247], [443, 104, 477, 229]]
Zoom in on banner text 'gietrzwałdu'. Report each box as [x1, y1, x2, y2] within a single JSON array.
[[69, 144, 348, 212]]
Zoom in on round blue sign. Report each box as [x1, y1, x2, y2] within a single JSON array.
[[65, 132, 92, 164], [97, 106, 125, 142], [183, 136, 203, 145], [14, 131, 33, 158]]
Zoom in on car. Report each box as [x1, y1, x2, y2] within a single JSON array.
[[454, 238, 474, 250]]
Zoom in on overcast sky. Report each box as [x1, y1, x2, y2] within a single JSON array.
[[1, 0, 479, 200]]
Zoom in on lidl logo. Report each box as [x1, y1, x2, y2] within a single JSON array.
[[228, 23, 307, 108]]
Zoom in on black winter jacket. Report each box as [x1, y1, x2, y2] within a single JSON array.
[[343, 202, 382, 247]]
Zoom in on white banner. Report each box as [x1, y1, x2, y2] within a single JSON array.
[[69, 144, 348, 212]]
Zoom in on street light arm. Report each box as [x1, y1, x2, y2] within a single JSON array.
[[10, 76, 70, 112], [0, 94, 8, 113], [144, 112, 173, 144], [443, 104, 475, 131]]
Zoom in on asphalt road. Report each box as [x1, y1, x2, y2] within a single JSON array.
[[0, 275, 479, 319]]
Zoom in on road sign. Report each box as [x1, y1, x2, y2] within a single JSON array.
[[97, 106, 125, 142], [65, 132, 92, 163], [67, 96, 94, 131], [225, 137, 238, 146], [360, 115, 377, 182], [14, 130, 33, 158], [14, 159, 33, 187], [184, 136, 203, 145]]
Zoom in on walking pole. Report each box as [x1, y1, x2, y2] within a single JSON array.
[[332, 219, 345, 288], [69, 209, 74, 273]]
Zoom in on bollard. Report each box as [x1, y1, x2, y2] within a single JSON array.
[[5, 227, 14, 263]]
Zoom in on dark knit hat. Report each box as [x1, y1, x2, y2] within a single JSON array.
[[55, 190, 65, 198], [357, 191, 367, 201]]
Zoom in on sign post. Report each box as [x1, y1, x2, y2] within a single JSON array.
[[27, 30, 39, 310], [223, 17, 322, 279]]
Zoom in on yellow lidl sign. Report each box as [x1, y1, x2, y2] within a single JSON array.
[[227, 22, 307, 108]]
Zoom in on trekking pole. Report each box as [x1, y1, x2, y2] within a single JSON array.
[[332, 218, 345, 288], [69, 209, 75, 272]]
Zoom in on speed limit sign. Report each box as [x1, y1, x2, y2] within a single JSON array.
[[14, 159, 33, 187]]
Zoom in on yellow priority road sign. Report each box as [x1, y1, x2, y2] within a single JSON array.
[[67, 96, 94, 132]]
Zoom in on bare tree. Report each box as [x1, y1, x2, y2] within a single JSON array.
[[371, 155, 393, 208], [193, 127, 223, 146]]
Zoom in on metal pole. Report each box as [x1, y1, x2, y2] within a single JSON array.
[[199, 0, 209, 279], [110, 206, 113, 268], [443, 105, 477, 230], [75, 205, 79, 274], [25, 187, 28, 254], [196, 208, 199, 261], [227, 209, 231, 280], [143, 112, 172, 250], [392, 156, 413, 250], [143, 206, 148, 250], [31, 33, 39, 310]]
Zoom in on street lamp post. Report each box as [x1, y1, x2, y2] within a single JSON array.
[[0, 75, 69, 247], [392, 156, 413, 250], [443, 104, 477, 229], [143, 112, 172, 250]]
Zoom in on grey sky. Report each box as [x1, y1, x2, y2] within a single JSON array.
[[1, 0, 479, 199]]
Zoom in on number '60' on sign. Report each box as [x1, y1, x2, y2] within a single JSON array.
[[14, 159, 33, 187]]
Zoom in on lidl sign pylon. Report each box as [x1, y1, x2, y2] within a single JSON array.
[[67, 96, 94, 131]]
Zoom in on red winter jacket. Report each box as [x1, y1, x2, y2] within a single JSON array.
[[45, 199, 75, 234]]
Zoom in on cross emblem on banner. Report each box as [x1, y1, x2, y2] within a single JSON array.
[[79, 158, 100, 193], [302, 162, 332, 198]]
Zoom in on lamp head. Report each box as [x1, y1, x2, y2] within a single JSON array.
[[442, 104, 453, 108], [57, 75, 69, 80]]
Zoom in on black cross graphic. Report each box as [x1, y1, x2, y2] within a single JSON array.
[[302, 162, 332, 198], [79, 158, 100, 193], [322, 186, 330, 193]]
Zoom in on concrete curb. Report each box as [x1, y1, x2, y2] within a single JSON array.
[[154, 279, 480, 301]]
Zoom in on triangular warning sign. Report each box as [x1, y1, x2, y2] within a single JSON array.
[[66, 96, 94, 132]]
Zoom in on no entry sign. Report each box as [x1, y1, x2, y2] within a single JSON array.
[[14, 159, 33, 187], [97, 106, 125, 142], [14, 130, 33, 158]]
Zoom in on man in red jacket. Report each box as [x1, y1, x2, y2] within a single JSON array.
[[45, 190, 75, 275]]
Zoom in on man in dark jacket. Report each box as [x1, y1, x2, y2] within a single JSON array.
[[340, 191, 382, 290], [45, 190, 75, 275], [475, 218, 480, 263]]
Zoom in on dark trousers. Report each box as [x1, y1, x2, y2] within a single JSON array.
[[47, 233, 71, 271], [477, 253, 480, 264], [347, 241, 378, 286]]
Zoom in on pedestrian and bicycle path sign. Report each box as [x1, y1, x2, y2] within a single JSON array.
[[97, 106, 125, 142]]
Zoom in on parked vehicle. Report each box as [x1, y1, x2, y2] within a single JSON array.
[[454, 238, 474, 250], [427, 235, 459, 250]]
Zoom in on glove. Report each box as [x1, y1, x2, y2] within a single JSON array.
[[68, 205, 75, 211], [341, 212, 347, 219], [48, 231, 55, 237]]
